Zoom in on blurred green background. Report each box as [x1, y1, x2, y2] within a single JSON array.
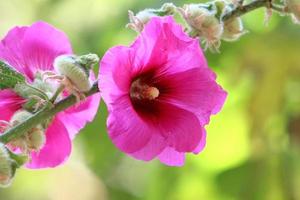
[[0, 0, 300, 199]]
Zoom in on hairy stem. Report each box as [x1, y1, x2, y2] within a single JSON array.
[[0, 82, 99, 144], [50, 84, 65, 103], [222, 0, 269, 21]]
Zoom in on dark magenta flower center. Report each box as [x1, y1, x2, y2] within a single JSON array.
[[129, 72, 162, 116]]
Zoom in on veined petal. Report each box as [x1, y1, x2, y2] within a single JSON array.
[[99, 46, 135, 108], [0, 21, 72, 81], [0, 90, 25, 121], [157, 68, 227, 125], [132, 16, 206, 74], [107, 95, 153, 153]]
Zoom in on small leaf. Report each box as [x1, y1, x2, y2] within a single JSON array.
[[0, 60, 26, 90]]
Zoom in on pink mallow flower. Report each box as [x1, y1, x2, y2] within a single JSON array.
[[0, 21, 100, 168], [99, 16, 227, 167]]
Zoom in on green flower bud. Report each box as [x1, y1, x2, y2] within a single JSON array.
[[10, 110, 33, 125], [9, 110, 46, 153], [54, 55, 93, 92], [0, 144, 13, 187], [26, 127, 46, 151]]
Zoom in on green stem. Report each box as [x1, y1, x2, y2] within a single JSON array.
[[222, 0, 269, 21], [0, 82, 99, 144], [50, 84, 65, 103]]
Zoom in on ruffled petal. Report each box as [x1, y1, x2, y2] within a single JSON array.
[[21, 21, 72, 79], [132, 16, 206, 74], [99, 46, 135, 108], [107, 95, 153, 153], [26, 117, 72, 168], [0, 27, 31, 78], [193, 129, 207, 154], [0, 21, 72, 81], [130, 134, 166, 161], [158, 147, 185, 167], [0, 90, 25, 121]]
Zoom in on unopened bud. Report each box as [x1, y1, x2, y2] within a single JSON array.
[[178, 4, 223, 51], [222, 17, 247, 41], [26, 127, 46, 151], [9, 110, 46, 153], [0, 144, 13, 187], [127, 3, 176, 32], [54, 55, 93, 92], [285, 0, 300, 23], [76, 53, 99, 70], [10, 110, 32, 125]]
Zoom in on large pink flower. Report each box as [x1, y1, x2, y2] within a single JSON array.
[[99, 16, 227, 166], [0, 21, 100, 168]]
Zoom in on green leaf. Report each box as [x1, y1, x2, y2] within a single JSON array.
[[0, 60, 26, 90]]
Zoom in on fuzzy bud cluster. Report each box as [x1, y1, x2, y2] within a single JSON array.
[[0, 143, 14, 187], [178, 3, 223, 51], [127, 3, 176, 32], [178, 1, 246, 51], [222, 17, 246, 41], [9, 110, 46, 154], [220, 1, 247, 42], [285, 0, 300, 23]]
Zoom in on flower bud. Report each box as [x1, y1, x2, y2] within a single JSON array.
[[178, 4, 223, 51], [26, 127, 46, 151], [76, 53, 99, 70], [127, 3, 176, 32], [285, 0, 300, 23], [9, 110, 46, 153], [222, 17, 247, 41], [0, 143, 13, 187], [54, 55, 92, 92]]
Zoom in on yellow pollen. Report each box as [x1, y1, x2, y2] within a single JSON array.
[[130, 79, 160, 100], [146, 87, 159, 100]]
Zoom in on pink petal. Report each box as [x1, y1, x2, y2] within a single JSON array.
[[156, 102, 204, 152], [21, 21, 72, 79], [193, 129, 207, 154], [158, 147, 185, 167], [132, 16, 206, 74], [157, 68, 227, 125], [0, 21, 72, 81], [130, 134, 166, 161], [0, 90, 25, 121], [58, 71, 100, 139], [0, 27, 31, 78], [107, 95, 153, 153], [26, 117, 71, 168], [99, 46, 135, 100], [58, 92, 101, 139]]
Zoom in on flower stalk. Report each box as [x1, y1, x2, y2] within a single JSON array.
[[0, 82, 99, 144], [222, 0, 287, 21]]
